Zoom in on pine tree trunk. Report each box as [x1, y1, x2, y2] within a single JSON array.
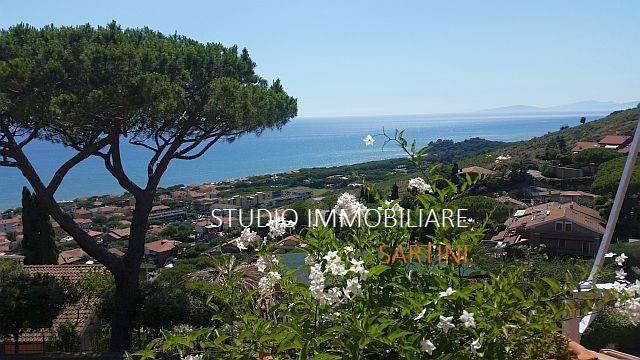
[[109, 267, 140, 352]]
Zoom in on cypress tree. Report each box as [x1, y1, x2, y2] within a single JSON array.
[[390, 182, 399, 200], [21, 187, 58, 265]]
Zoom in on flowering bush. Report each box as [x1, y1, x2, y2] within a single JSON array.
[[131, 132, 638, 360]]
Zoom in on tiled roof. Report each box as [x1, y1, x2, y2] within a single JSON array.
[[57, 248, 88, 265], [571, 141, 599, 152], [504, 202, 605, 234], [8, 265, 106, 344], [598, 135, 632, 146], [145, 239, 179, 253], [108, 227, 130, 239]]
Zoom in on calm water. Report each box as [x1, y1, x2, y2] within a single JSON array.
[[0, 112, 606, 210]]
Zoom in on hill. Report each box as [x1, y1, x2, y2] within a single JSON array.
[[462, 107, 640, 168]]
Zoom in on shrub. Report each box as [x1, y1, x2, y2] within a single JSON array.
[[581, 312, 640, 353], [573, 148, 622, 166], [592, 157, 640, 196]]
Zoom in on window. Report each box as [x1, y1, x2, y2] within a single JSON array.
[[555, 222, 563, 231], [565, 222, 572, 232], [558, 239, 566, 249]]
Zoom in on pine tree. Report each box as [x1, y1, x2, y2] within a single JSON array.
[[390, 182, 399, 200], [21, 187, 58, 265]]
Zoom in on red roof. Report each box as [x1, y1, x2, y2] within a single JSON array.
[[58, 248, 87, 265], [11, 265, 106, 344], [151, 205, 171, 212], [571, 141, 599, 152], [145, 239, 179, 253], [598, 135, 632, 146]]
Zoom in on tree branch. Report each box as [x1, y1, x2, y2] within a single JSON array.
[[0, 126, 121, 273]]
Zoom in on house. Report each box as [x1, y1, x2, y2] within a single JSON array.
[[148, 205, 186, 222], [528, 187, 597, 205], [459, 166, 495, 176], [490, 202, 605, 257], [0, 216, 21, 232], [58, 247, 88, 265], [74, 218, 93, 231], [0, 238, 10, 252], [90, 205, 119, 216], [273, 235, 306, 254], [598, 135, 632, 150], [571, 141, 600, 153], [194, 220, 219, 236], [144, 239, 181, 266], [0, 265, 105, 354], [281, 188, 312, 199], [104, 228, 130, 243], [550, 166, 584, 179], [72, 208, 92, 219]]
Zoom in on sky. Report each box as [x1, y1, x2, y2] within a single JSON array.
[[0, 1, 638, 117]]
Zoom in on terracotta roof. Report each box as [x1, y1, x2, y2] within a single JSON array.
[[505, 202, 604, 234], [571, 141, 600, 152], [145, 239, 179, 253], [151, 205, 171, 212], [73, 218, 93, 225], [10, 265, 106, 344], [108, 227, 130, 239], [108, 247, 125, 256], [58, 248, 88, 265], [86, 230, 103, 238], [598, 135, 632, 146], [0, 216, 21, 225], [147, 225, 165, 234]]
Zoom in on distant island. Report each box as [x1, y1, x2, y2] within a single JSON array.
[[479, 100, 639, 114]]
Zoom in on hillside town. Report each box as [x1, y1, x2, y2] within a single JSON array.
[[1, 121, 639, 354]]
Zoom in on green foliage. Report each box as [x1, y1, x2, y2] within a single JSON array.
[[0, 260, 70, 350], [134, 135, 617, 360], [161, 221, 195, 242], [390, 182, 399, 200], [592, 157, 640, 195], [448, 195, 509, 224], [49, 322, 81, 352], [21, 187, 58, 265], [581, 312, 640, 353], [573, 147, 622, 166]]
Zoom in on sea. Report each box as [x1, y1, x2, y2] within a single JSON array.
[[0, 111, 608, 210]]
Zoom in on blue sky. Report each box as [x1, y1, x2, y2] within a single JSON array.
[[1, 1, 638, 117]]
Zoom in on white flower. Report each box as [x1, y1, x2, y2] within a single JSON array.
[[616, 268, 627, 280], [615, 253, 628, 266], [258, 271, 281, 298], [324, 287, 342, 306], [343, 245, 354, 254], [343, 277, 362, 299], [324, 251, 348, 276], [613, 281, 626, 293], [256, 256, 267, 272], [266, 214, 295, 239], [182, 355, 203, 360], [605, 252, 616, 258], [349, 258, 368, 280], [459, 310, 476, 328], [420, 338, 436, 355], [304, 254, 316, 265], [363, 134, 375, 146], [414, 308, 426, 321], [408, 177, 433, 194], [384, 200, 404, 212], [334, 192, 367, 226], [471, 338, 482, 354], [437, 315, 455, 333], [236, 227, 257, 250], [309, 263, 326, 302], [439, 287, 455, 298]]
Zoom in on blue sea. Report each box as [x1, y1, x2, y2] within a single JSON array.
[[0, 112, 607, 210]]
